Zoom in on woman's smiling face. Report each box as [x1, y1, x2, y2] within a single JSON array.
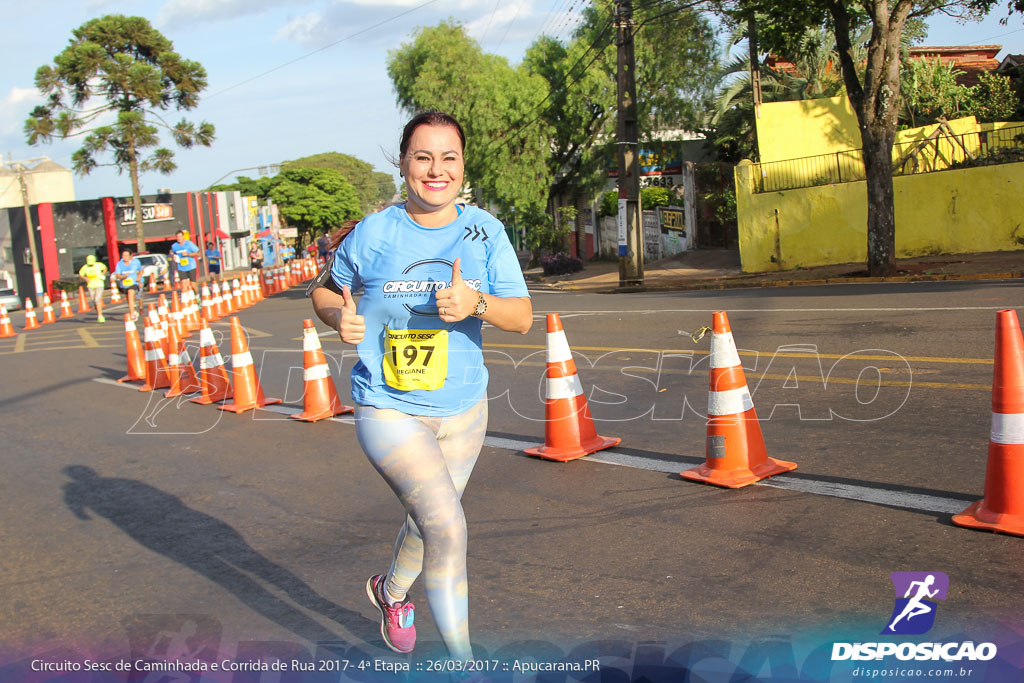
[[400, 123, 465, 223]]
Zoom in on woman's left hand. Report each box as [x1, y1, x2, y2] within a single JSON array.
[[435, 258, 475, 322]]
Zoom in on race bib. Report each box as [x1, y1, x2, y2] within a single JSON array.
[[179, 256, 190, 267], [123, 276, 134, 286], [383, 328, 448, 392]]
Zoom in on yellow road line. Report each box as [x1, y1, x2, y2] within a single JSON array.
[[483, 342, 992, 365], [77, 328, 99, 348], [0, 343, 116, 355]]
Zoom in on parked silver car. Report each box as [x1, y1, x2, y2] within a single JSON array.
[[132, 253, 170, 284], [0, 287, 21, 311]]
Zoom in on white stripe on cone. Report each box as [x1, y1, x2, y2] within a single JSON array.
[[710, 331, 742, 369], [233, 351, 254, 367], [200, 353, 225, 369], [546, 330, 573, 363], [144, 349, 165, 361], [199, 327, 215, 345], [546, 374, 584, 400], [303, 332, 322, 351], [708, 386, 754, 416], [304, 364, 331, 381], [991, 412, 1024, 445]]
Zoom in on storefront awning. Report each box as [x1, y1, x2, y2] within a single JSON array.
[[216, 229, 230, 239]]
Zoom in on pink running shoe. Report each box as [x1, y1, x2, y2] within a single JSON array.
[[366, 574, 416, 653]]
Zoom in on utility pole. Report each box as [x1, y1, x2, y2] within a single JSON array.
[[615, 0, 643, 287], [1, 154, 46, 298]]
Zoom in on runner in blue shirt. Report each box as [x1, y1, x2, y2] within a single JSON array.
[[205, 242, 222, 282], [170, 230, 200, 291], [113, 250, 143, 318], [310, 111, 531, 663]]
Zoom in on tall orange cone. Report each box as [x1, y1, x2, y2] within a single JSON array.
[[211, 282, 226, 319], [40, 294, 57, 324], [953, 309, 1024, 536], [164, 324, 202, 398], [291, 319, 353, 421], [171, 291, 187, 339], [200, 285, 217, 322], [59, 291, 75, 319], [117, 313, 146, 383], [524, 313, 621, 461], [76, 286, 92, 313], [220, 316, 281, 413], [0, 305, 16, 338], [110, 282, 123, 304], [148, 272, 158, 293], [23, 299, 41, 330], [191, 321, 234, 404], [680, 311, 797, 488], [139, 318, 173, 392]]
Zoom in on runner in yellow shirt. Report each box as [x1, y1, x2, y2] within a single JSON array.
[[78, 255, 109, 323]]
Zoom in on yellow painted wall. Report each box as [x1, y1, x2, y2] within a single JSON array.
[[736, 160, 1024, 272], [756, 95, 862, 163]]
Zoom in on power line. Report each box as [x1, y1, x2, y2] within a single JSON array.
[[206, 0, 439, 100], [484, 15, 616, 153], [479, 0, 503, 44], [967, 27, 1024, 46], [495, 0, 531, 50]]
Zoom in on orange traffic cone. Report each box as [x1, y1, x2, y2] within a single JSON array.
[[220, 316, 281, 413], [23, 299, 40, 330], [200, 285, 217, 322], [211, 282, 226, 319], [164, 324, 202, 398], [0, 305, 16, 338], [59, 291, 75, 319], [40, 294, 57, 324], [680, 311, 797, 488], [171, 291, 187, 340], [139, 318, 173, 392], [953, 309, 1024, 536], [77, 286, 91, 314], [117, 314, 147, 383], [191, 321, 234, 404], [291, 319, 353, 421], [148, 272, 158, 293], [110, 282, 123, 304], [524, 313, 621, 461]]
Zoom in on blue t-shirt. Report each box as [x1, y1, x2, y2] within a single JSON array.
[[114, 259, 142, 287], [205, 248, 221, 267], [331, 204, 529, 416], [171, 240, 199, 271]]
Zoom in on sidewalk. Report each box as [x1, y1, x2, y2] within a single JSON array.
[[525, 248, 1024, 292]]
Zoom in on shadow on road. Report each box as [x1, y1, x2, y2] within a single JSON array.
[[60, 465, 378, 646]]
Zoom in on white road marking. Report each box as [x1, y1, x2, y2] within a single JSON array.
[[94, 377, 973, 515]]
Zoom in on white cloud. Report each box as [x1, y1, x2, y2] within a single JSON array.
[[0, 87, 43, 137], [275, 11, 330, 46], [157, 0, 306, 29]]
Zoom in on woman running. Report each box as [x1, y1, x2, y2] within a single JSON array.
[[310, 111, 532, 662]]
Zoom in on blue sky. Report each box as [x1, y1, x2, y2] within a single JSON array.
[[1, 0, 1021, 203]]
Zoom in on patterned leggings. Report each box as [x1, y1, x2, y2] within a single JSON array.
[[354, 398, 488, 661]]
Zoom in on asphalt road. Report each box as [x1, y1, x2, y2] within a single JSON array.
[[1, 279, 1023, 680]]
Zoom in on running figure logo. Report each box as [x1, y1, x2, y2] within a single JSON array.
[[882, 571, 949, 635]]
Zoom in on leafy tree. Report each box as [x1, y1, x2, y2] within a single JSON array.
[[966, 71, 1018, 122], [268, 168, 361, 243], [285, 152, 396, 212], [387, 22, 553, 217], [641, 186, 674, 208], [210, 175, 276, 197], [899, 57, 969, 127], [24, 15, 214, 249], [726, 0, 990, 276], [525, 0, 718, 202]]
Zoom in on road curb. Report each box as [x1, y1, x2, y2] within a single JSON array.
[[532, 270, 1024, 294]]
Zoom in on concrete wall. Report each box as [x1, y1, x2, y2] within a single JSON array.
[[756, 96, 862, 163], [735, 159, 1024, 272]]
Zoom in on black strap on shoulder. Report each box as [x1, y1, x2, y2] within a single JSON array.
[[305, 252, 343, 297]]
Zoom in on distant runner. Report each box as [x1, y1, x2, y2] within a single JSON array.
[[170, 230, 199, 292], [78, 254, 108, 323], [113, 250, 142, 319]]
